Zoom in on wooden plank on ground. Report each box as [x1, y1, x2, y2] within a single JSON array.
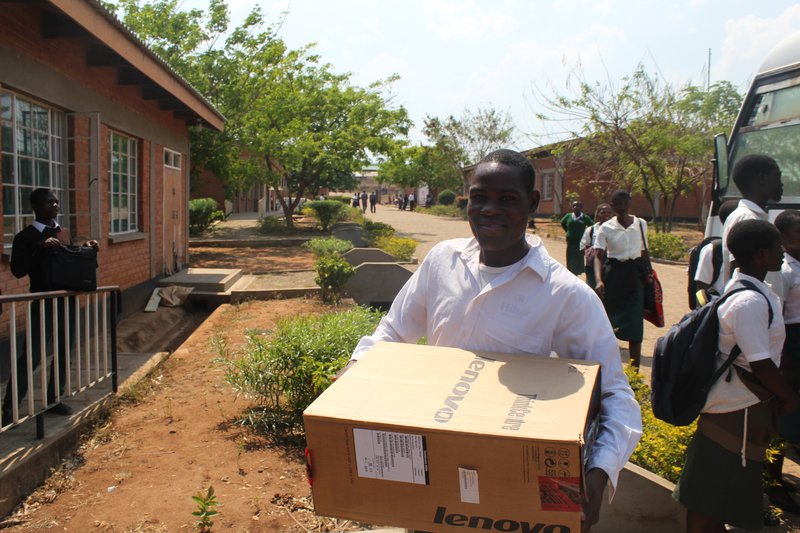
[[144, 288, 161, 312]]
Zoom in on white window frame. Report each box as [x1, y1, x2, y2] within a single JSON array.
[[541, 172, 554, 201], [1, 90, 67, 248], [108, 130, 138, 235], [164, 148, 181, 170]]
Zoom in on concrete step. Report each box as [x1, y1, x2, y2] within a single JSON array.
[[158, 268, 242, 292]]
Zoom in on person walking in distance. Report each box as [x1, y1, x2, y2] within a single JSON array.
[[561, 200, 594, 276]]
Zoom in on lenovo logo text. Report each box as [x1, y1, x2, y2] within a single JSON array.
[[433, 506, 571, 532], [434, 358, 486, 423]]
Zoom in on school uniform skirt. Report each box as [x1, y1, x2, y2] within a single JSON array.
[[674, 400, 778, 529], [601, 258, 644, 342], [780, 323, 800, 443]]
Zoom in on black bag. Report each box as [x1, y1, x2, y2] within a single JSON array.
[[687, 236, 722, 309], [650, 279, 772, 426], [41, 245, 98, 291]]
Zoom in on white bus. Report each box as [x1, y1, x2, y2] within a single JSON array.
[[709, 31, 800, 235]]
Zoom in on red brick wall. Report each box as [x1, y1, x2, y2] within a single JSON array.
[[0, 3, 194, 306], [192, 167, 226, 208]]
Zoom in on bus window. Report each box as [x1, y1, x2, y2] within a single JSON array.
[[723, 81, 800, 199]]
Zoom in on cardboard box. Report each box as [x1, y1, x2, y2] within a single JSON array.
[[303, 342, 601, 532]]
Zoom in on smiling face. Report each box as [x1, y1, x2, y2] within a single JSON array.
[[595, 204, 613, 224], [467, 161, 539, 267]]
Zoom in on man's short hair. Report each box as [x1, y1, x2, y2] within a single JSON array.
[[718, 199, 739, 225], [727, 219, 781, 266], [478, 149, 536, 193], [29, 188, 52, 207], [775, 209, 800, 234], [732, 154, 779, 195]]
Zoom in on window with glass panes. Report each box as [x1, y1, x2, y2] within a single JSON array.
[[1, 91, 66, 247], [108, 131, 138, 234]]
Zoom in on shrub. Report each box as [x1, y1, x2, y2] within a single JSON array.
[[314, 254, 356, 303], [438, 189, 457, 206], [210, 210, 225, 223], [221, 307, 384, 436], [419, 205, 465, 218], [188, 198, 219, 234], [258, 215, 284, 234], [625, 366, 695, 483], [305, 200, 347, 231], [304, 237, 353, 257], [647, 231, 688, 261], [375, 235, 418, 261], [363, 220, 395, 246], [456, 196, 468, 209], [342, 206, 366, 225]]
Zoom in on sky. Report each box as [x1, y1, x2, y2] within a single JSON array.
[[183, 0, 800, 149]]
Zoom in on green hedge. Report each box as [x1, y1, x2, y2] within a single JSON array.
[[647, 231, 688, 261], [189, 198, 219, 234], [305, 200, 347, 231], [304, 237, 353, 257], [438, 189, 457, 206], [375, 235, 418, 261]]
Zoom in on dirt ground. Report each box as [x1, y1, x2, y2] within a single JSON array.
[[189, 246, 316, 274], [2, 299, 372, 532]]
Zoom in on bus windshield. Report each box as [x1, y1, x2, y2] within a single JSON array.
[[722, 80, 800, 199]]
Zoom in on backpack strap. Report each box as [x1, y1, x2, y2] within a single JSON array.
[[704, 279, 774, 390], [709, 239, 723, 287]]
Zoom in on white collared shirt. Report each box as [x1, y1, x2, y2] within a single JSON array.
[[31, 220, 59, 233], [721, 199, 768, 285], [703, 270, 784, 413], [782, 253, 800, 325], [594, 216, 647, 261], [579, 222, 602, 251], [694, 241, 724, 295], [352, 235, 642, 490]]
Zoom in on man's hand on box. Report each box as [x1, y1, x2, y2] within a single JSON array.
[[581, 467, 608, 533], [333, 360, 357, 382], [84, 240, 99, 251]]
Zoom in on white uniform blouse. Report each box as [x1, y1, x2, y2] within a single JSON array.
[[594, 216, 647, 261]]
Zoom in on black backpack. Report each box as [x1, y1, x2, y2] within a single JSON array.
[[651, 279, 773, 426], [687, 237, 723, 309]]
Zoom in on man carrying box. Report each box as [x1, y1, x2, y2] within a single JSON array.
[[343, 149, 642, 532]]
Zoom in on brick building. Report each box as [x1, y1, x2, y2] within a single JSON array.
[[0, 0, 224, 314]]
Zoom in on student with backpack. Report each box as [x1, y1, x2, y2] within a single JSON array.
[[580, 203, 612, 288], [688, 200, 739, 309], [673, 219, 799, 532]]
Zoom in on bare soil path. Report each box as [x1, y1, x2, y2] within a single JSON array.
[[3, 299, 368, 532]]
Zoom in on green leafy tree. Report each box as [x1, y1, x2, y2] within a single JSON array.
[[536, 64, 741, 231], [106, 1, 410, 227], [378, 145, 462, 198]]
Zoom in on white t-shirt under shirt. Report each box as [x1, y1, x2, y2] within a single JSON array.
[[594, 216, 647, 261], [703, 270, 784, 414]]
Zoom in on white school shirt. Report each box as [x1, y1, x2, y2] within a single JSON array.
[[579, 222, 602, 251], [703, 270, 784, 414], [782, 253, 800, 325], [694, 241, 724, 295], [594, 216, 647, 261], [721, 200, 768, 286], [352, 235, 642, 491]]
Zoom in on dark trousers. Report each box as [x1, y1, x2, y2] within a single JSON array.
[[3, 296, 76, 411]]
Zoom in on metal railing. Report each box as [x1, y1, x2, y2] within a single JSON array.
[[0, 286, 120, 438]]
